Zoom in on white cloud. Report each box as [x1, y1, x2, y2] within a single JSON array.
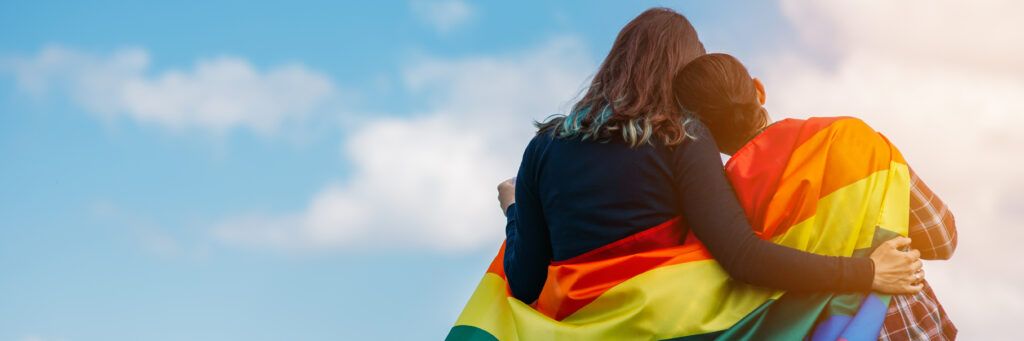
[[214, 37, 594, 252], [5, 46, 336, 135], [763, 1, 1024, 338], [410, 0, 475, 34], [782, 0, 1024, 76]]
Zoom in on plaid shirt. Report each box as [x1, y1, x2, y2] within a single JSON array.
[[879, 170, 958, 340]]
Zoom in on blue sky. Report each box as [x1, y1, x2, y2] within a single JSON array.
[[2, 1, 1021, 340]]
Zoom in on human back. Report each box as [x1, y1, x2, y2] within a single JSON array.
[[520, 5, 708, 264], [521, 131, 683, 261]]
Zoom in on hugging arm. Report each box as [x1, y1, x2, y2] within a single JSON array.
[[674, 125, 920, 293]]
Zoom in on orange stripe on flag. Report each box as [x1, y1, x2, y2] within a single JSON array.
[[486, 242, 507, 278], [535, 221, 713, 320], [729, 117, 903, 238]]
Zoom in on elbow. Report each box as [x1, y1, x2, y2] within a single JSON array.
[[933, 237, 958, 261], [719, 258, 756, 286], [508, 283, 539, 304], [503, 257, 525, 300], [934, 215, 959, 260], [715, 237, 765, 286], [503, 255, 541, 304], [922, 242, 957, 261], [933, 250, 954, 261], [506, 272, 541, 304]]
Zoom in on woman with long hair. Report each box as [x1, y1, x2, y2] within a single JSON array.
[[448, 8, 924, 340]]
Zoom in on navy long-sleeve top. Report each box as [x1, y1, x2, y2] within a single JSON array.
[[504, 120, 874, 303]]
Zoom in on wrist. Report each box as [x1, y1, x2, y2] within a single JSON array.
[[504, 202, 517, 217], [868, 257, 878, 290]]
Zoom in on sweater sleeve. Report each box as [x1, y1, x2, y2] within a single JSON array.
[[673, 123, 874, 292], [503, 138, 553, 303]]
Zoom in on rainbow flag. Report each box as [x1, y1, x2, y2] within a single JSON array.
[[447, 117, 910, 340]]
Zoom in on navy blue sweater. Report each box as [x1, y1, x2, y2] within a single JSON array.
[[504, 120, 873, 303]]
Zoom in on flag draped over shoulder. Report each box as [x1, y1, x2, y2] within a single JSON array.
[[447, 117, 911, 341]]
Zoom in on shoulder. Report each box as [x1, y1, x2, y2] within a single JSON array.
[[683, 117, 714, 140], [813, 116, 877, 134], [526, 129, 556, 154], [520, 130, 558, 171], [663, 119, 724, 172], [672, 119, 718, 155], [806, 116, 899, 158]]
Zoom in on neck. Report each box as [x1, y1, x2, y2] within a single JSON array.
[[724, 116, 776, 156]]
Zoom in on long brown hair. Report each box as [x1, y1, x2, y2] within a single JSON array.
[[673, 53, 769, 154], [537, 7, 705, 147]]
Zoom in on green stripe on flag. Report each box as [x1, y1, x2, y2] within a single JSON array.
[[445, 325, 498, 341]]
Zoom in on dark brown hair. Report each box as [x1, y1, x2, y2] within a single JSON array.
[[537, 7, 705, 147], [673, 53, 769, 154]]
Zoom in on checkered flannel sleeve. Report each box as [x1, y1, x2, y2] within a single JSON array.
[[908, 170, 957, 260], [878, 279, 957, 341]]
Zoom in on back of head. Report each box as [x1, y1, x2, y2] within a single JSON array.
[[673, 53, 768, 154], [538, 7, 705, 147]]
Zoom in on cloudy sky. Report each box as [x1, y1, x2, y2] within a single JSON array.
[[1, 0, 1020, 340]]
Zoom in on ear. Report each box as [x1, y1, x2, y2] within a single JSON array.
[[752, 77, 766, 105]]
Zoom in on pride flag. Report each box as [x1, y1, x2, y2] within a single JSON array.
[[447, 117, 910, 340]]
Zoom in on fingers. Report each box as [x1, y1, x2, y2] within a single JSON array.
[[904, 249, 921, 273], [907, 248, 921, 261], [902, 282, 924, 294], [904, 267, 925, 288], [897, 270, 926, 294], [497, 177, 516, 190], [912, 259, 924, 273], [887, 236, 912, 250]]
